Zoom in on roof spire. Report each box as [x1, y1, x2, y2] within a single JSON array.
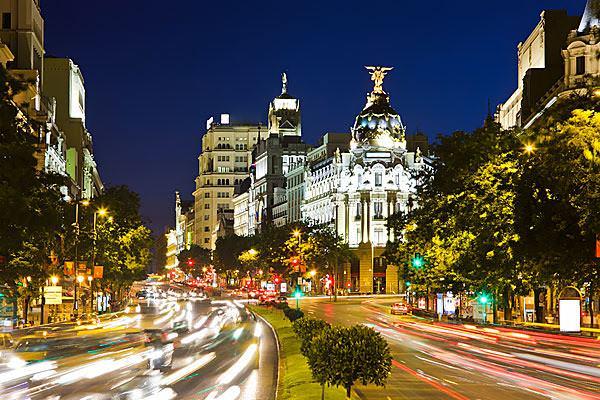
[[281, 72, 287, 94], [579, 0, 600, 32]]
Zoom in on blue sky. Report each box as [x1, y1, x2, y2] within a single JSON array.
[[43, 0, 585, 233]]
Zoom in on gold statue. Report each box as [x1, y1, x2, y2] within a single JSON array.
[[365, 66, 393, 94], [282, 72, 288, 94]]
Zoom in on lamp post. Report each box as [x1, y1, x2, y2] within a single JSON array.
[[75, 275, 84, 318], [87, 276, 94, 314]]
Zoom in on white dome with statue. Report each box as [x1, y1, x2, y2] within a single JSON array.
[[351, 66, 406, 150]]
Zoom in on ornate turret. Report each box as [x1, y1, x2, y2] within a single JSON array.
[[579, 0, 600, 32], [268, 72, 302, 137], [352, 66, 406, 149]]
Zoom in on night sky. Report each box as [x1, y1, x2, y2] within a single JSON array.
[[43, 0, 584, 234]]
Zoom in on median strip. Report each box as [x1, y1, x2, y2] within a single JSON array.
[[249, 306, 350, 400]]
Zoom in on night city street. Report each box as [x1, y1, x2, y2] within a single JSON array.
[[1, 0, 600, 399]]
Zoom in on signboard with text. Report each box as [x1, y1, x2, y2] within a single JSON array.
[[64, 262, 75, 276], [44, 286, 62, 305], [93, 266, 104, 279]]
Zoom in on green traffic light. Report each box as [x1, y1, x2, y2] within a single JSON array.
[[479, 294, 489, 304], [294, 291, 303, 299], [405, 281, 411, 287], [411, 253, 424, 269]]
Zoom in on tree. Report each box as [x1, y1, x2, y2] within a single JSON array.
[[515, 109, 600, 323], [178, 245, 212, 276], [93, 186, 152, 304], [0, 65, 66, 323], [310, 325, 392, 399], [292, 317, 331, 400]]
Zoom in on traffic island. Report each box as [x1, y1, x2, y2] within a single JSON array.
[[250, 306, 350, 400]]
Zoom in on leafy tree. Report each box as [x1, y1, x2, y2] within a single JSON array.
[[309, 325, 392, 399], [178, 244, 212, 276], [93, 186, 152, 303], [0, 65, 66, 322]]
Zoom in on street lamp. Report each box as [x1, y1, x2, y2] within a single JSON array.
[[51, 276, 59, 286], [523, 143, 536, 155], [248, 248, 257, 256], [88, 276, 94, 314]]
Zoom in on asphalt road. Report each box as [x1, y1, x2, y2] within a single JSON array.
[[0, 288, 278, 400], [301, 296, 600, 400]]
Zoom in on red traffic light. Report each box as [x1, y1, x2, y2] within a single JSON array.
[[346, 282, 351, 287], [187, 259, 194, 266], [274, 276, 280, 284], [291, 257, 299, 265]]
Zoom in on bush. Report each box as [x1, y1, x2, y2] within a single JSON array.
[[292, 317, 330, 357], [274, 301, 290, 310], [283, 307, 304, 322], [309, 325, 392, 398]]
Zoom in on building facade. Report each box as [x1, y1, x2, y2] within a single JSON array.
[[44, 57, 103, 199], [302, 67, 429, 294], [496, 2, 600, 129], [193, 114, 266, 249], [234, 74, 311, 235], [0, 0, 65, 176]]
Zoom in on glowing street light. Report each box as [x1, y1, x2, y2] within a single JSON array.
[[97, 208, 108, 217], [523, 143, 536, 155], [248, 248, 257, 256], [309, 270, 316, 277], [51, 276, 59, 285], [292, 229, 301, 237], [77, 275, 84, 284]]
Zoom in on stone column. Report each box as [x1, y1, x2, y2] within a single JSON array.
[[386, 265, 399, 294], [361, 197, 368, 243]]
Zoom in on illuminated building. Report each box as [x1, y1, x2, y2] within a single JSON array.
[[193, 114, 266, 249], [44, 58, 103, 199], [165, 229, 178, 270], [235, 74, 311, 234], [175, 191, 195, 253], [497, 1, 600, 129], [0, 0, 68, 181], [302, 67, 430, 294]]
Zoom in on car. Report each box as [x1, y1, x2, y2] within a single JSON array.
[[390, 303, 411, 315], [143, 329, 174, 371], [0, 333, 13, 349], [273, 296, 288, 305]]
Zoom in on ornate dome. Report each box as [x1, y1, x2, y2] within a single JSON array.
[[352, 67, 405, 147]]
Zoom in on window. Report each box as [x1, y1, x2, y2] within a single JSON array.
[[204, 238, 210, 244], [204, 226, 210, 232], [375, 172, 382, 187], [576, 56, 586, 75], [2, 13, 11, 29], [204, 215, 209, 221], [204, 204, 210, 209], [204, 192, 210, 198], [374, 202, 383, 218]]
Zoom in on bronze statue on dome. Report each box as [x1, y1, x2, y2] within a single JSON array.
[[365, 66, 393, 94]]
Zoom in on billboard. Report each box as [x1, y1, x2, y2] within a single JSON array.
[[44, 286, 62, 305]]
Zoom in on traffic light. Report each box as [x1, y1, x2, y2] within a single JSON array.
[[411, 253, 424, 269], [187, 259, 194, 267], [274, 276, 280, 284], [405, 281, 411, 288], [478, 293, 489, 305], [294, 290, 303, 299]]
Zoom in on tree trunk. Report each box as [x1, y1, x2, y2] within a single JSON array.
[[492, 289, 498, 324], [589, 284, 595, 328], [346, 385, 352, 399], [321, 383, 325, 400], [333, 257, 338, 302], [503, 286, 512, 322]]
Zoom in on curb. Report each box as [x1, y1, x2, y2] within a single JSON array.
[[253, 311, 281, 400]]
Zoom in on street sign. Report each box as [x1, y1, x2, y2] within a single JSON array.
[[78, 263, 87, 273], [64, 261, 75, 276], [93, 266, 104, 279], [44, 286, 62, 305], [596, 234, 600, 258]]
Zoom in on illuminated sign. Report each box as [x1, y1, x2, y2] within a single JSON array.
[[220, 114, 230, 124], [559, 299, 581, 332], [206, 117, 214, 130]]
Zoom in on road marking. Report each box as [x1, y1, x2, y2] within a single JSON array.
[[392, 360, 470, 400]]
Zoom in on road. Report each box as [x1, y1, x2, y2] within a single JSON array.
[[0, 285, 278, 400], [301, 296, 600, 400]]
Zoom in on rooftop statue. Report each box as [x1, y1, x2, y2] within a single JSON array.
[[365, 66, 393, 94]]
